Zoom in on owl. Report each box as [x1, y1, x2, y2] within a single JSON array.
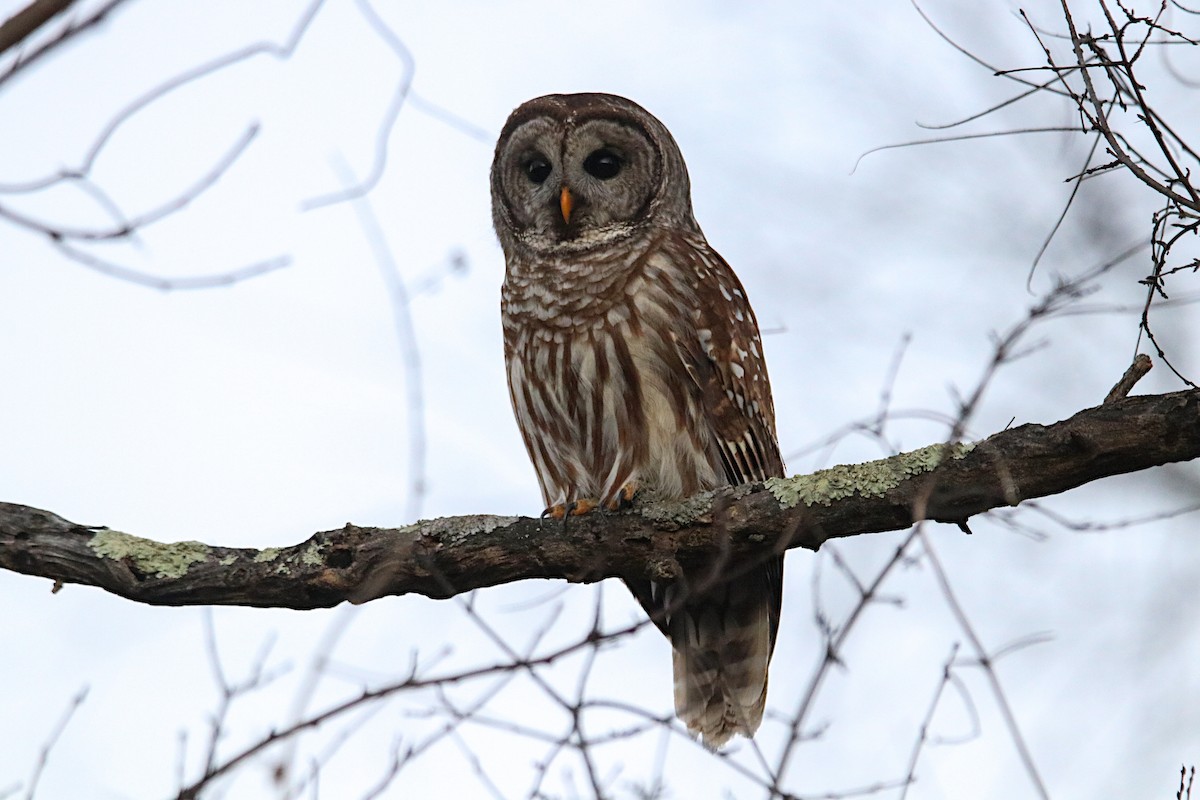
[[491, 93, 784, 750]]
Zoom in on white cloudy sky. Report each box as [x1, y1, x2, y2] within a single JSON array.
[[1, 1, 1198, 798]]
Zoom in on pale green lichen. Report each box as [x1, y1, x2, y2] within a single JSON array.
[[300, 542, 326, 566], [416, 514, 521, 547], [479, 515, 521, 534], [253, 546, 294, 572], [88, 530, 210, 579], [638, 491, 714, 529], [767, 442, 976, 509], [218, 555, 237, 566]]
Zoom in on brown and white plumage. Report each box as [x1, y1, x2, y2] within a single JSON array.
[[491, 93, 784, 749]]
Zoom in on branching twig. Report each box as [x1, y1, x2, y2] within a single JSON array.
[[23, 686, 87, 800], [1105, 353, 1154, 401], [1059, 0, 1200, 212], [336, 155, 427, 522], [898, 643, 961, 800], [918, 526, 1049, 798], [300, 0, 414, 210], [0, 0, 327, 290]]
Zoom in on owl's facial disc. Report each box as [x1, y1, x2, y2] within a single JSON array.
[[498, 116, 661, 247]]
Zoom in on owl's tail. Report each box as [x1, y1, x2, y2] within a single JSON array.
[[668, 557, 782, 750]]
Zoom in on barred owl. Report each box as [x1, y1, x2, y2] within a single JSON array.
[[491, 93, 784, 750]]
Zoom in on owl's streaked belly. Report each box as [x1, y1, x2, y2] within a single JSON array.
[[503, 282, 719, 509]]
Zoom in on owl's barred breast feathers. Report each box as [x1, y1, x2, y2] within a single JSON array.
[[492, 93, 785, 749]]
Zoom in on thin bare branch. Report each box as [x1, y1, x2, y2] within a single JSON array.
[[918, 526, 1049, 798], [771, 528, 921, 791], [0, 0, 326, 290], [0, 123, 261, 242], [1105, 353, 1154, 401], [1058, 0, 1200, 212], [336, 156, 427, 521], [1027, 132, 1105, 287], [0, 0, 326, 197], [898, 643, 960, 800], [23, 686, 88, 800], [52, 241, 290, 291], [300, 0, 414, 210], [170, 618, 646, 799], [852, 127, 1079, 173]]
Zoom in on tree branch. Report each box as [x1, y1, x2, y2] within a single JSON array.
[[0, 0, 130, 89], [2, 390, 1198, 609], [0, 0, 78, 58]]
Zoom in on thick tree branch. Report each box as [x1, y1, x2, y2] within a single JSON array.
[[2, 390, 1198, 609], [0, 0, 129, 88], [0, 0, 77, 57]]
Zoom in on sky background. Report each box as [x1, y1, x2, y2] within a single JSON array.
[[1, 1, 1199, 798]]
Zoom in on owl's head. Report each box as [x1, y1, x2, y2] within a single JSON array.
[[490, 93, 698, 255]]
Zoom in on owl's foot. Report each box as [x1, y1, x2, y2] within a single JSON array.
[[541, 486, 636, 520], [541, 498, 599, 520], [605, 482, 638, 511]]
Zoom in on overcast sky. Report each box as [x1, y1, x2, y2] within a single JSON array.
[[2, 1, 1198, 798]]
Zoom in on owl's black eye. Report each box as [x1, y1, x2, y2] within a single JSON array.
[[583, 149, 622, 180], [524, 156, 552, 184]]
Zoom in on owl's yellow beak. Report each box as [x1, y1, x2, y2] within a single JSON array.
[[559, 186, 573, 223]]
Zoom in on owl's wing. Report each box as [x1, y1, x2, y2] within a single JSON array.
[[666, 235, 784, 486], [642, 234, 788, 744], [629, 233, 785, 653]]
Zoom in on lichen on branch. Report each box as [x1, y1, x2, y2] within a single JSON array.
[[1, 390, 1198, 610]]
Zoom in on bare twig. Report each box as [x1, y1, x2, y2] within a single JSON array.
[[192, 611, 283, 785], [1027, 132, 1104, 287], [50, 242, 290, 291], [24, 686, 88, 800], [300, 0, 414, 210], [770, 527, 921, 791], [1, 0, 325, 195], [1059, 0, 1200, 212], [171, 617, 646, 799], [851, 127, 1079, 174], [919, 526, 1049, 798], [0, 123, 261, 241], [0, 0, 325, 290], [336, 155, 427, 521], [1105, 353, 1154, 401], [1020, 497, 1200, 533], [898, 643, 961, 800]]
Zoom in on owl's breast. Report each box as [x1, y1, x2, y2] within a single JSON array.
[[501, 258, 642, 344], [502, 243, 723, 507]]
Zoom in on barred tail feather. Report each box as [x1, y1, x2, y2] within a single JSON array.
[[668, 566, 776, 750]]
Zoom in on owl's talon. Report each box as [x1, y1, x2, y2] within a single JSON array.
[[541, 498, 601, 521], [606, 483, 638, 511], [567, 498, 598, 516]]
